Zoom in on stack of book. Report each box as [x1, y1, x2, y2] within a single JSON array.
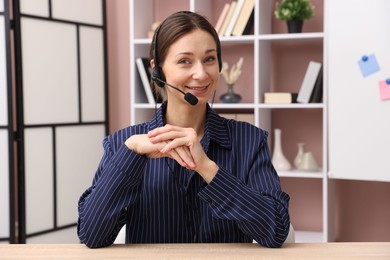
[[214, 0, 255, 36], [264, 61, 323, 104]]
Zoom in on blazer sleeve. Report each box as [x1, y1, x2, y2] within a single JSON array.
[[198, 124, 290, 248], [77, 131, 147, 248]]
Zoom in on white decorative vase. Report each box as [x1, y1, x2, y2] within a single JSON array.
[[272, 128, 291, 171], [294, 143, 305, 169], [298, 152, 319, 172]]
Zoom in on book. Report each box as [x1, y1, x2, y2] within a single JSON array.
[[264, 92, 298, 104], [219, 1, 237, 36], [232, 0, 255, 36], [136, 57, 162, 104], [241, 10, 254, 35], [224, 0, 245, 36], [309, 66, 323, 103], [297, 61, 322, 103], [214, 3, 231, 34]]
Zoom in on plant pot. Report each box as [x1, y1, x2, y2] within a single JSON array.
[[287, 20, 303, 33]]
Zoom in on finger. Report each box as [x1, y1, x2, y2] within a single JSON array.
[[159, 137, 189, 153], [148, 124, 178, 138], [148, 125, 189, 144], [165, 145, 195, 169], [149, 130, 185, 144], [175, 146, 194, 166], [167, 148, 189, 168], [177, 147, 196, 169]]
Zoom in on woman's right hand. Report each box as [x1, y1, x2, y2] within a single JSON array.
[[124, 134, 193, 169]]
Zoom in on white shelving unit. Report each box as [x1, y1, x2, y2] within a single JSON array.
[[129, 0, 329, 243]]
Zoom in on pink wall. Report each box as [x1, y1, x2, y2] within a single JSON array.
[[106, 0, 390, 242], [106, 0, 130, 133], [335, 180, 390, 241]]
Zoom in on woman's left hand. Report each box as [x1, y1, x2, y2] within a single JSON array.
[[148, 124, 218, 183]]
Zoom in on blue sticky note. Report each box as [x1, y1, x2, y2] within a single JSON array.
[[358, 54, 380, 77]]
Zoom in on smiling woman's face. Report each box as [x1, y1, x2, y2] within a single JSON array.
[[161, 29, 220, 106]]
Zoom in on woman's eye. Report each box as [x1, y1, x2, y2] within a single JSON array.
[[178, 59, 190, 65], [205, 56, 216, 63]]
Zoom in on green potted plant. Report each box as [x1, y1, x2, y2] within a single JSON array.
[[274, 0, 315, 33]]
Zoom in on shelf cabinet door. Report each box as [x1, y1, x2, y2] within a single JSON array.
[[327, 0, 390, 182]]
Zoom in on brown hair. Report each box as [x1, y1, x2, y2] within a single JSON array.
[[149, 11, 222, 100]]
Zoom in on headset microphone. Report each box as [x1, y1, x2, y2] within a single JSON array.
[[151, 76, 198, 106]]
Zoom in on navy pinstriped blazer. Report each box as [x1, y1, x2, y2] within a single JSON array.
[[77, 103, 290, 248]]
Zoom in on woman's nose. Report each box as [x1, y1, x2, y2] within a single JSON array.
[[192, 62, 208, 80]]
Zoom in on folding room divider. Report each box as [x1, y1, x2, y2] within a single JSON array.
[[0, 0, 108, 243], [0, 0, 16, 244]]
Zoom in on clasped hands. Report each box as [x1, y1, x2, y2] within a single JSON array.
[[125, 124, 218, 183]]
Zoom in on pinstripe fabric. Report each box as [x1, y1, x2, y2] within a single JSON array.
[[77, 103, 290, 248]]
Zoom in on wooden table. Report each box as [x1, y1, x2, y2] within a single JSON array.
[[0, 243, 389, 259]]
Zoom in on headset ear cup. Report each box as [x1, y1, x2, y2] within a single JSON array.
[[152, 66, 166, 88]]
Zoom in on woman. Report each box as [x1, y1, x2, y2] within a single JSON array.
[[77, 11, 290, 248]]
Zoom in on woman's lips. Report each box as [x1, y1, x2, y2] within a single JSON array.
[[185, 85, 209, 93]]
